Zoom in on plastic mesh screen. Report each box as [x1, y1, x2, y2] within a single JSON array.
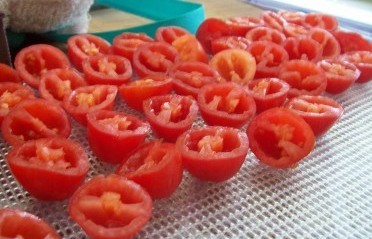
[[0, 82, 371, 238]]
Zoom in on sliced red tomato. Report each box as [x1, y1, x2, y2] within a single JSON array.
[[260, 10, 287, 32], [176, 126, 249, 182], [112, 32, 154, 62], [225, 16, 263, 36], [197, 82, 256, 128], [118, 75, 173, 111], [247, 107, 315, 168], [278, 10, 305, 25], [285, 95, 344, 137], [0, 63, 21, 83], [247, 77, 290, 113], [279, 59, 327, 97], [0, 208, 61, 239], [0, 82, 36, 124], [6, 137, 89, 201], [283, 36, 322, 62], [169, 61, 219, 98], [87, 110, 150, 164], [333, 30, 372, 53], [14, 44, 70, 88], [308, 27, 341, 59], [68, 174, 152, 239], [209, 48, 256, 85], [196, 18, 232, 54], [210, 36, 251, 55], [67, 34, 111, 71], [248, 40, 289, 79], [155, 26, 190, 44], [303, 13, 338, 32], [339, 51, 372, 83], [83, 54, 132, 85], [116, 140, 183, 199], [283, 23, 309, 38], [1, 98, 71, 146], [317, 59, 360, 94], [143, 94, 198, 142], [245, 26, 286, 45], [39, 68, 87, 106], [132, 42, 179, 77], [171, 34, 208, 63], [63, 84, 117, 126]]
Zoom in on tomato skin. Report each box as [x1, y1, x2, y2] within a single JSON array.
[[260, 11, 287, 32], [68, 174, 152, 239], [245, 26, 286, 45], [14, 44, 70, 88], [6, 137, 89, 201], [0, 63, 21, 83], [112, 32, 154, 62], [39, 68, 87, 106], [116, 141, 183, 199], [176, 126, 249, 182], [1, 98, 71, 146], [132, 42, 179, 77], [247, 107, 315, 168], [225, 16, 263, 36], [303, 13, 338, 32], [333, 30, 372, 53], [283, 36, 322, 63], [283, 23, 309, 38], [210, 36, 251, 55], [197, 82, 256, 128], [87, 110, 150, 164], [171, 34, 209, 63], [308, 27, 341, 59], [143, 94, 199, 142], [67, 34, 111, 72], [247, 78, 290, 113], [0, 208, 61, 239], [317, 59, 360, 94], [119, 75, 173, 111], [339, 51, 372, 83], [285, 95, 344, 137], [278, 10, 305, 25], [0, 82, 36, 124], [83, 54, 133, 85], [155, 26, 190, 44], [63, 85, 118, 126]]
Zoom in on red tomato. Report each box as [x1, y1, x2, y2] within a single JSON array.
[[176, 126, 249, 182], [0, 82, 36, 124], [339, 51, 372, 83], [245, 26, 286, 45], [210, 36, 251, 55], [155, 26, 190, 44], [171, 34, 209, 63], [87, 110, 150, 164], [317, 59, 360, 94], [333, 30, 372, 53], [209, 48, 256, 85], [14, 44, 70, 88], [67, 34, 111, 72], [119, 75, 173, 111], [169, 61, 219, 98], [279, 59, 327, 97], [283, 36, 322, 62], [278, 10, 305, 25], [247, 107, 315, 168], [63, 85, 117, 126], [247, 40, 289, 78], [116, 140, 183, 199], [196, 18, 231, 54], [0, 63, 21, 83], [283, 23, 309, 38], [143, 94, 198, 142], [39, 68, 87, 106], [285, 95, 344, 137], [197, 82, 256, 128], [6, 137, 89, 201], [112, 32, 154, 62], [247, 77, 290, 113], [0, 208, 61, 239], [303, 13, 338, 32], [83, 54, 132, 85], [132, 42, 179, 77], [69, 174, 152, 239], [2, 98, 71, 146], [260, 10, 287, 32], [225, 16, 263, 36], [308, 27, 341, 59]]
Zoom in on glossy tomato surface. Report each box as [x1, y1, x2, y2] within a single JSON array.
[[308, 27, 341, 59], [176, 126, 249, 182], [112, 32, 154, 62], [7, 137, 89, 201], [171, 34, 208, 63], [260, 10, 287, 32], [69, 174, 152, 239], [303, 13, 338, 32], [210, 36, 251, 55], [116, 141, 183, 199], [225, 16, 263, 36], [87, 110, 150, 164], [0, 63, 21, 83], [245, 26, 286, 45], [283, 36, 322, 62], [196, 18, 231, 54], [339, 51, 372, 83], [333, 30, 372, 53], [247, 107, 315, 168], [155, 26, 190, 44]]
